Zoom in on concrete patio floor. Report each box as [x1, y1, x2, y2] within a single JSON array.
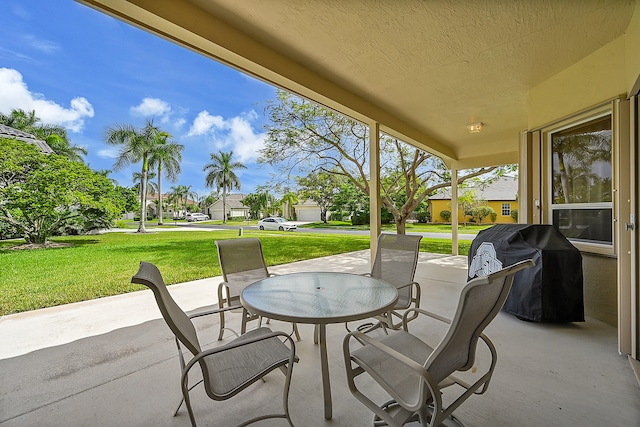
[[1, 250, 639, 426]]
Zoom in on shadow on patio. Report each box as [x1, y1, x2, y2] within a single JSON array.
[[1, 251, 639, 426]]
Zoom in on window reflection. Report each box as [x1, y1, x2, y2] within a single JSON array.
[[550, 115, 612, 246], [551, 116, 612, 204]]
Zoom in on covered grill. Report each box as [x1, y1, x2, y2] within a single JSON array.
[[468, 224, 584, 322]]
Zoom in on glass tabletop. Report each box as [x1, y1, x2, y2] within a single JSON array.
[[241, 271, 398, 324]]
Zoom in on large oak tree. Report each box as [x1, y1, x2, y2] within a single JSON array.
[[261, 90, 507, 234]]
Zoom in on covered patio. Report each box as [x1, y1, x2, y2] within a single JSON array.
[[7, 0, 637, 424], [2, 251, 638, 426]]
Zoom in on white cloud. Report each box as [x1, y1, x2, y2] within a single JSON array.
[[187, 110, 224, 136], [186, 110, 265, 163], [22, 34, 60, 55], [0, 68, 94, 132], [97, 148, 120, 159], [173, 117, 186, 130], [130, 97, 171, 121], [223, 114, 266, 163]]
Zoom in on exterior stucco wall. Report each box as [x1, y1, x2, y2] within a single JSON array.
[[528, 37, 627, 130], [582, 254, 617, 327], [626, 1, 640, 93]]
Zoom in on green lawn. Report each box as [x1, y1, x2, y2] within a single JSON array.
[[0, 230, 471, 315]]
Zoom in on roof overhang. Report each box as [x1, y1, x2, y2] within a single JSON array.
[[77, 0, 636, 168]]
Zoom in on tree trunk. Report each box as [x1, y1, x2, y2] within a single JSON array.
[[396, 217, 407, 234], [138, 159, 148, 233], [157, 164, 163, 225], [222, 189, 227, 224]]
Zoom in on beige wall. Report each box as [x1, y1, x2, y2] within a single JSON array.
[[528, 37, 627, 130], [525, 3, 640, 326], [530, 2, 640, 129], [582, 254, 618, 327], [626, 2, 640, 93]]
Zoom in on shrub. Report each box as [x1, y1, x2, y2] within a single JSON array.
[[351, 211, 369, 225], [381, 208, 394, 224], [511, 209, 518, 221], [417, 211, 431, 223], [440, 210, 451, 222]]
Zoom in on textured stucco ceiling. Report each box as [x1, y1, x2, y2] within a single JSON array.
[[80, 0, 636, 166]]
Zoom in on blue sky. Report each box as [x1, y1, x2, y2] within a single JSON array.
[[0, 0, 279, 197]]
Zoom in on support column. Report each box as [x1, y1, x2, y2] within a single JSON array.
[[369, 122, 381, 264], [451, 165, 459, 256]]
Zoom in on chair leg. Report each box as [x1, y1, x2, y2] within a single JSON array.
[[181, 372, 198, 427], [217, 289, 226, 340]]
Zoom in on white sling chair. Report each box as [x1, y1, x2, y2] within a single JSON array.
[[216, 238, 300, 341], [343, 259, 535, 427], [132, 261, 297, 427]]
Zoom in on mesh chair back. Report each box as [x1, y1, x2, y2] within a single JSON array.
[[371, 233, 422, 308], [131, 261, 201, 356], [425, 259, 534, 383], [216, 238, 270, 297]]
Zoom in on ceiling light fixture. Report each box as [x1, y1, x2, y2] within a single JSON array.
[[467, 122, 483, 133]]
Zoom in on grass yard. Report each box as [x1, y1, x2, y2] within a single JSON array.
[[0, 230, 471, 316]]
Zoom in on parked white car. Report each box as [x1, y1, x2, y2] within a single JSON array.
[[186, 212, 209, 222], [257, 217, 297, 231]]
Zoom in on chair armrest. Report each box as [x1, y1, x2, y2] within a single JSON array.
[[445, 332, 497, 396], [188, 304, 243, 320], [395, 280, 420, 290], [343, 331, 440, 412], [402, 307, 452, 331]]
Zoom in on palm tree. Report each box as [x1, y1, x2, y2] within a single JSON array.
[[104, 119, 163, 233], [203, 151, 247, 223], [149, 133, 183, 225], [170, 184, 197, 217], [44, 133, 88, 162]]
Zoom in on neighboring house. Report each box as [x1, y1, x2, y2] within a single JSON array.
[[145, 193, 197, 219], [208, 194, 249, 220], [429, 176, 518, 224], [122, 193, 196, 220], [0, 124, 54, 153], [292, 199, 323, 222]]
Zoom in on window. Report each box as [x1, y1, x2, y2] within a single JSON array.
[[550, 115, 612, 246], [501, 203, 511, 216]]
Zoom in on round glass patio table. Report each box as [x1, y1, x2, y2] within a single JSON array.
[[241, 271, 398, 420]]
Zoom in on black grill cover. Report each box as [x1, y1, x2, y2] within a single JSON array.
[[468, 224, 584, 322]]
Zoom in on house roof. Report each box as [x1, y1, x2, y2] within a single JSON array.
[[79, 0, 637, 168], [0, 124, 54, 154], [430, 176, 518, 201], [210, 194, 248, 209]]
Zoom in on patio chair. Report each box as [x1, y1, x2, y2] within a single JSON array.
[[343, 259, 535, 427], [351, 233, 423, 332], [132, 261, 297, 427], [216, 238, 300, 341]]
